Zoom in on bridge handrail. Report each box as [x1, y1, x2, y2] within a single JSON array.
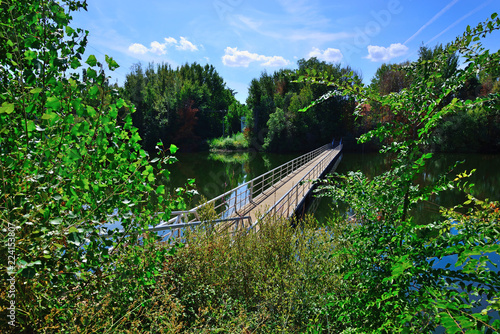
[[156, 142, 333, 227], [253, 143, 342, 227]]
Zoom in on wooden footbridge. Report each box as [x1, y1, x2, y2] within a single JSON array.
[[149, 141, 343, 238]]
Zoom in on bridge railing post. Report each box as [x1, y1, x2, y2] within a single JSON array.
[[234, 188, 238, 215], [249, 180, 253, 202], [295, 183, 298, 209]]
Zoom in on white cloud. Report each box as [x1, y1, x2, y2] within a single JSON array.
[[308, 47, 343, 62], [128, 37, 199, 56], [128, 43, 149, 55], [164, 37, 177, 45], [366, 43, 408, 62], [222, 47, 290, 67], [176, 37, 198, 51], [261, 56, 290, 67], [150, 41, 167, 55]]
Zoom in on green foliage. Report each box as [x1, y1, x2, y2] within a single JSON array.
[[208, 132, 249, 151], [0, 1, 188, 331], [169, 214, 346, 332], [123, 62, 237, 151], [305, 13, 500, 333], [431, 104, 500, 152], [224, 100, 251, 136], [367, 42, 500, 153], [369, 61, 412, 95], [247, 61, 358, 152]]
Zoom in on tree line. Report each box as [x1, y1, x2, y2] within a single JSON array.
[[122, 59, 360, 153], [123, 47, 499, 153], [245, 58, 359, 152], [122, 62, 240, 151], [366, 44, 500, 152]]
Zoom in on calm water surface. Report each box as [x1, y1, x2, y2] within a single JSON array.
[[167, 150, 500, 224]]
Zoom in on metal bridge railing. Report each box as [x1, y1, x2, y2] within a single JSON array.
[[153, 142, 335, 231], [252, 143, 342, 227]]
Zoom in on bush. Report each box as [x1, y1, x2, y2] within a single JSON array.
[[0, 1, 186, 332], [208, 132, 249, 151], [168, 214, 347, 332], [304, 12, 500, 333]]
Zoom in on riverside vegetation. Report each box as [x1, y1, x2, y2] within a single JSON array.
[[0, 1, 499, 333]]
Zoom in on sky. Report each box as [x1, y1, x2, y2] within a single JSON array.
[[71, 0, 499, 103]]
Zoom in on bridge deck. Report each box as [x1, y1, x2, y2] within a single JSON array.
[[234, 148, 339, 224], [145, 143, 342, 238]]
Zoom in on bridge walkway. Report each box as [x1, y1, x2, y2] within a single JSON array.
[[146, 142, 343, 237]]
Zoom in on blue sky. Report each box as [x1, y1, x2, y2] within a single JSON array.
[[71, 0, 499, 103]]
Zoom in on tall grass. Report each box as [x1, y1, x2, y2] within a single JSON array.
[[208, 132, 249, 151], [167, 214, 348, 332], [17, 214, 352, 333]]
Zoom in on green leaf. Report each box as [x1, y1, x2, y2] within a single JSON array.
[[105, 54, 119, 71], [68, 232, 83, 246], [50, 218, 63, 225], [86, 54, 97, 67], [89, 85, 99, 97], [66, 26, 75, 35], [0, 102, 15, 114], [42, 111, 57, 120], [156, 185, 165, 195], [116, 98, 125, 108], [71, 58, 80, 69], [30, 87, 42, 94], [169, 144, 178, 154], [86, 68, 97, 79], [27, 120, 36, 132], [86, 105, 96, 117], [46, 96, 60, 110], [68, 226, 79, 233]]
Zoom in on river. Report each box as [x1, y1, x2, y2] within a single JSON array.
[[166, 150, 500, 224]]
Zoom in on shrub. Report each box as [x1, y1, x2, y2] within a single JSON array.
[[208, 132, 249, 151], [168, 214, 347, 332]]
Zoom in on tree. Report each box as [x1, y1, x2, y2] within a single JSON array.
[[370, 62, 411, 95], [246, 60, 358, 152], [123, 62, 236, 151], [304, 13, 500, 333], [224, 100, 250, 136], [0, 1, 187, 331]]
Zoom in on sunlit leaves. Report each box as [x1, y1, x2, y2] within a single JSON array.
[[0, 102, 15, 114], [0, 0, 183, 331], [85, 54, 97, 67], [105, 54, 119, 71], [310, 12, 500, 333]]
